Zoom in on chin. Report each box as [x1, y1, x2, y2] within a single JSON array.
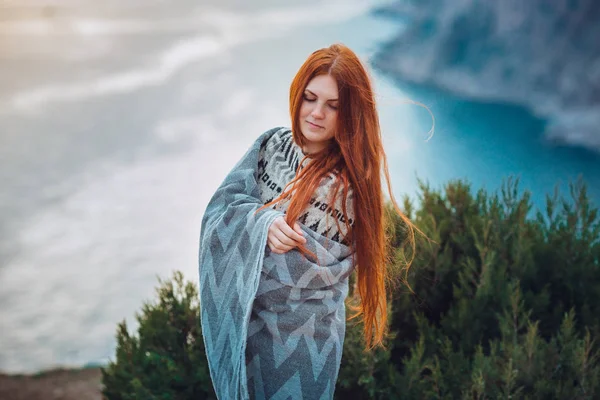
[[303, 135, 329, 150], [301, 124, 326, 140], [301, 129, 320, 141]]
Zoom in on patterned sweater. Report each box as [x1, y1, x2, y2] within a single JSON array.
[[257, 127, 355, 244]]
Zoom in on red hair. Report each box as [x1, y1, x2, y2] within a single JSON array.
[[262, 43, 419, 349]]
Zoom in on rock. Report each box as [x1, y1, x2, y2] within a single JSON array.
[[371, 0, 600, 151]]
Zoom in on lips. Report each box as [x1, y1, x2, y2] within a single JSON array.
[[306, 121, 323, 129]]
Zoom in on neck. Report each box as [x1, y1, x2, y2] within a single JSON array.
[[302, 140, 330, 155]]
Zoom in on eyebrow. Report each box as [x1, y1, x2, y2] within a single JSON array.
[[305, 89, 338, 102]]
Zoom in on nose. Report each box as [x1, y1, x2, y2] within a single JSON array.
[[310, 103, 325, 119]]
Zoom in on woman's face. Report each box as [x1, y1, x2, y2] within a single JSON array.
[[299, 74, 339, 154]]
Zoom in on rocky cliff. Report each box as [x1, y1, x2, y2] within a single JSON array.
[[372, 0, 600, 151]]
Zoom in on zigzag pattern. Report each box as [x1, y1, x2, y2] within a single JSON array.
[[199, 128, 354, 400], [246, 227, 353, 399]]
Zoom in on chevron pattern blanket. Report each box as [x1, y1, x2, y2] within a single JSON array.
[[199, 128, 355, 399]]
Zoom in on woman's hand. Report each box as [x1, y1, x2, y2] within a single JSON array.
[[267, 216, 307, 254]]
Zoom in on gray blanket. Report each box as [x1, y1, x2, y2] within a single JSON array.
[[199, 128, 355, 399]]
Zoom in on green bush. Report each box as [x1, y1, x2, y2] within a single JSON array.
[[102, 176, 600, 399], [101, 272, 216, 399], [373, 176, 600, 400]]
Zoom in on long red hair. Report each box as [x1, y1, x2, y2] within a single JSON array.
[[263, 44, 419, 349]]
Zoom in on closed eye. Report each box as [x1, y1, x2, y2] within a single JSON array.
[[303, 94, 338, 110]]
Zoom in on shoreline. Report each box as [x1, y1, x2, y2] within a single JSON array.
[[0, 367, 103, 400]]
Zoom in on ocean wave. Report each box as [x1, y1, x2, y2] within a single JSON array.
[[7, 2, 371, 112], [371, 0, 600, 152], [10, 36, 224, 111]]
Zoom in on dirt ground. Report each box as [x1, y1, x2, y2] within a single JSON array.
[[0, 367, 103, 400]]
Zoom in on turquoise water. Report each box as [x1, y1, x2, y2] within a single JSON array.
[[378, 79, 600, 214]]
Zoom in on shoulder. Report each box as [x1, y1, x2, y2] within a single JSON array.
[[259, 127, 301, 162], [259, 127, 292, 150]]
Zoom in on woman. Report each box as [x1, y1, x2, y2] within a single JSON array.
[[199, 43, 419, 400]]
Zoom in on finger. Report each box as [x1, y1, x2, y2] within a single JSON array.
[[279, 221, 306, 244], [270, 235, 294, 253], [293, 223, 307, 243], [269, 217, 285, 236], [267, 241, 279, 254], [268, 240, 285, 254], [273, 229, 299, 247]]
